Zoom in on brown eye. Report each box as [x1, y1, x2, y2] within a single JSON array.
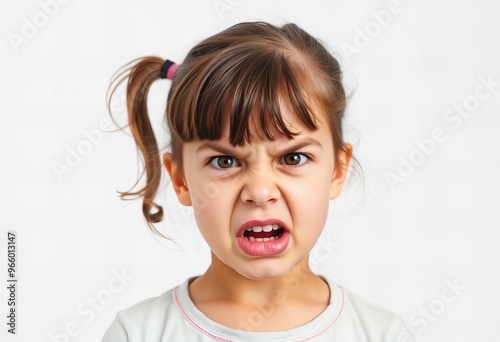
[[281, 153, 308, 166], [210, 156, 240, 169]]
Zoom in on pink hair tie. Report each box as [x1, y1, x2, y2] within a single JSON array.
[[160, 59, 178, 80]]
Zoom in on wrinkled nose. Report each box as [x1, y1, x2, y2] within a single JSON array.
[[240, 172, 280, 206]]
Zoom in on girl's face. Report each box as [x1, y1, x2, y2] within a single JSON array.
[[165, 100, 350, 280]]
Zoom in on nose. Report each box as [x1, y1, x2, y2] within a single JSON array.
[[240, 172, 281, 206]]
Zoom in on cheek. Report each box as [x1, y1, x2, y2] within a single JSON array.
[[294, 166, 332, 202], [190, 190, 236, 257], [287, 168, 332, 236], [186, 171, 232, 211], [190, 199, 223, 248], [189, 181, 235, 234]]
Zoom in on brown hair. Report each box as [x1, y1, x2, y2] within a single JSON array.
[[107, 22, 353, 235]]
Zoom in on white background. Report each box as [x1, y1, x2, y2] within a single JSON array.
[[1, 0, 499, 341]]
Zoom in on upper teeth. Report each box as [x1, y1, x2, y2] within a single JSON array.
[[246, 224, 280, 232]]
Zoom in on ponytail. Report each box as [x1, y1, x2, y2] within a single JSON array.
[[107, 56, 166, 236]]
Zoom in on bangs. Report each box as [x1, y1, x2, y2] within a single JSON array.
[[169, 49, 321, 146]]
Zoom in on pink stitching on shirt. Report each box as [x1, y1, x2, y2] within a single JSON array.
[[296, 285, 346, 342], [173, 284, 346, 342], [173, 287, 235, 342]]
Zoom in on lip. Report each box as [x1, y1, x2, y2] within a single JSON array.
[[236, 219, 290, 257]]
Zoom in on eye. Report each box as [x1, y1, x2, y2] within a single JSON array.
[[209, 156, 240, 169], [279, 153, 310, 167]]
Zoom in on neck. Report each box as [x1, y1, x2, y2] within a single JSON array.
[[190, 252, 325, 305], [187, 252, 331, 331]]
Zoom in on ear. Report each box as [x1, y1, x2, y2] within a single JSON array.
[[329, 143, 353, 200], [163, 153, 192, 206]]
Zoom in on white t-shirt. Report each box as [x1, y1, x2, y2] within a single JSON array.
[[102, 277, 415, 342]]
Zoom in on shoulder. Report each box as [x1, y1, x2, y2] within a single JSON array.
[[339, 285, 415, 341], [342, 287, 401, 324], [101, 287, 179, 342], [121, 288, 174, 321]]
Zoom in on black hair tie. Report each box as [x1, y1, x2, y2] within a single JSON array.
[[160, 59, 178, 80]]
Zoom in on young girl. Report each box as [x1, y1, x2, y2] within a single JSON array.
[[102, 22, 414, 341]]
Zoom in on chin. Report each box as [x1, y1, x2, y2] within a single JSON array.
[[242, 272, 287, 281], [236, 261, 294, 281]]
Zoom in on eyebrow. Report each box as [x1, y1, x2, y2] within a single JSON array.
[[282, 138, 323, 153], [196, 142, 239, 155], [195, 137, 323, 155]]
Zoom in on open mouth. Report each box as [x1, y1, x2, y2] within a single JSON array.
[[243, 224, 285, 242], [236, 220, 290, 256]]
